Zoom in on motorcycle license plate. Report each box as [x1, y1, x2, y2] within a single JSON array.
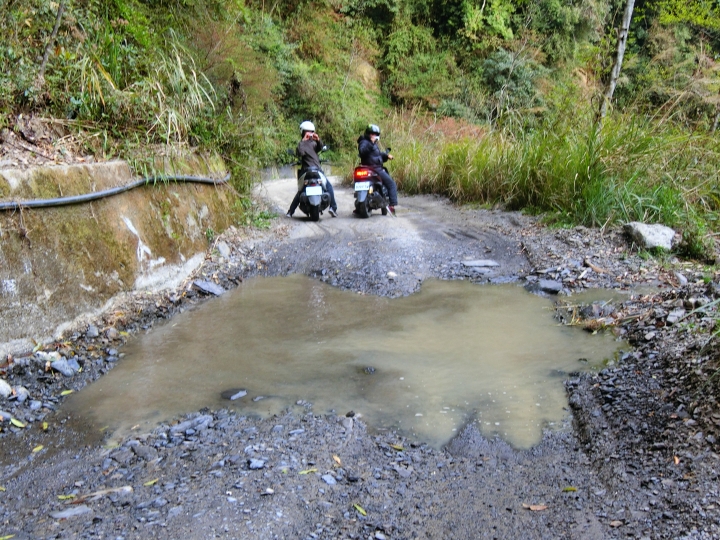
[[305, 185, 322, 196], [354, 181, 370, 191]]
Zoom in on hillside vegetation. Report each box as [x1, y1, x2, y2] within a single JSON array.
[[2, 0, 720, 257]]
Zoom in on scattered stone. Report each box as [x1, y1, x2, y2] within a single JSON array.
[[623, 222, 676, 250], [461, 260, 499, 267], [167, 506, 184, 519], [50, 505, 92, 519], [86, 324, 100, 338], [666, 308, 686, 324], [49, 358, 77, 377], [525, 279, 563, 295], [221, 388, 247, 400], [169, 415, 213, 435], [192, 280, 225, 296], [674, 272, 688, 286], [321, 474, 337, 485], [248, 459, 266, 470], [132, 445, 159, 462], [105, 327, 120, 340], [12, 386, 29, 403], [217, 241, 231, 258], [0, 379, 11, 398]]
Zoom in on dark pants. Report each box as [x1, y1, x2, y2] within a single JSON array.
[[377, 169, 398, 206], [288, 178, 336, 215]]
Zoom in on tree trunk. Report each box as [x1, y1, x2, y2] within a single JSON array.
[[598, 0, 635, 123], [36, 1, 66, 89]]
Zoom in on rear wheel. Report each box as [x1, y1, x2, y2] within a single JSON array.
[[355, 200, 369, 218], [381, 206, 388, 216], [309, 205, 320, 222]]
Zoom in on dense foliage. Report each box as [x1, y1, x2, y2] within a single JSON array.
[[1, 0, 720, 256]]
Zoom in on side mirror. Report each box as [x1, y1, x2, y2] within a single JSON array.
[[286, 149, 294, 156], [386, 147, 391, 153], [321, 145, 328, 153]]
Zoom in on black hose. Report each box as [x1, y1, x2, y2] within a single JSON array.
[[0, 173, 231, 211]]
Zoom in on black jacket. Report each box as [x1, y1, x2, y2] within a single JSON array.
[[357, 135, 388, 169], [297, 138, 323, 171]]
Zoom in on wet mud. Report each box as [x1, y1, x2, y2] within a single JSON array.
[[0, 178, 718, 539]]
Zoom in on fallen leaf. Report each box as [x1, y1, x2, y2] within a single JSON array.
[[42, 422, 48, 431], [610, 520, 623, 527], [353, 503, 367, 516], [0, 486, 5, 492], [389, 444, 404, 451], [0, 535, 16, 540], [60, 390, 73, 396], [522, 503, 548, 511], [299, 468, 317, 475], [32, 445, 44, 453], [143, 478, 159, 486], [562, 486, 577, 492], [57, 494, 76, 500], [333, 455, 342, 466], [10, 419, 25, 428], [673, 456, 680, 465]]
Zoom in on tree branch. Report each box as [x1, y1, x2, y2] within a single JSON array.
[[36, 1, 66, 88]]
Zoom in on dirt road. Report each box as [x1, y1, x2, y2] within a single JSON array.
[[0, 177, 718, 539]]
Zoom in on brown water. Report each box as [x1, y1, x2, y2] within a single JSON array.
[[65, 275, 623, 449]]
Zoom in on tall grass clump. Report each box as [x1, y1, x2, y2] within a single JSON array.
[[385, 106, 720, 259]]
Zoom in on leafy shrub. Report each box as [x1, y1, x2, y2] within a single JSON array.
[[481, 49, 548, 121], [383, 21, 457, 107]]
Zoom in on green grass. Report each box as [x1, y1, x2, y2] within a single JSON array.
[[385, 107, 720, 259]]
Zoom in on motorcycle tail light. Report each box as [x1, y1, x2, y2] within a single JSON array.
[[353, 168, 371, 180]]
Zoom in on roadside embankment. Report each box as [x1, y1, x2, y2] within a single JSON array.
[[0, 156, 237, 357]]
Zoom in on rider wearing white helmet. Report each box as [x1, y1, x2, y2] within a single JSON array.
[[286, 121, 338, 218]]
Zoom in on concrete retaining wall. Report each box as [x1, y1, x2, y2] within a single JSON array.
[[0, 157, 237, 356]]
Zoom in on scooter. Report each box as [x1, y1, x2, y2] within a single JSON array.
[[352, 147, 391, 218], [288, 148, 331, 222]]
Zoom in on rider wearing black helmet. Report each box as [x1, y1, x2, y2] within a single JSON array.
[[357, 124, 398, 214]]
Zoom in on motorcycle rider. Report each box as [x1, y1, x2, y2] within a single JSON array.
[[357, 123, 398, 215], [286, 121, 338, 218]]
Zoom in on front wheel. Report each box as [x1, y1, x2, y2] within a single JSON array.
[[309, 205, 320, 222], [355, 199, 369, 218]]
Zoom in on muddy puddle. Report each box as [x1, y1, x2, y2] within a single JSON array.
[[65, 276, 624, 449]]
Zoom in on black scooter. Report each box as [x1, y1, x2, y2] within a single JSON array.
[[287, 147, 331, 222], [352, 147, 392, 218]]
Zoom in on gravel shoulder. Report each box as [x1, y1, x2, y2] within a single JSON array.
[[0, 177, 718, 539]]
